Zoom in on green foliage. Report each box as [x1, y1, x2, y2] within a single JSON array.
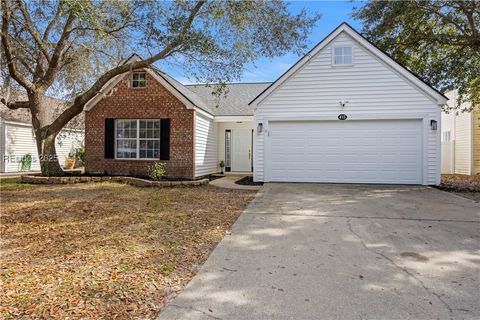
[[2, 0, 320, 99], [160, 263, 175, 275], [353, 0, 480, 110], [149, 162, 166, 181], [19, 154, 32, 171], [75, 145, 86, 165], [219, 160, 225, 168]]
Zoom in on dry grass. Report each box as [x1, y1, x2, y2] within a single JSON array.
[[0, 179, 255, 319]]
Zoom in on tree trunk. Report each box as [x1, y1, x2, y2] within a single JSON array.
[[35, 133, 64, 176], [29, 92, 65, 176]]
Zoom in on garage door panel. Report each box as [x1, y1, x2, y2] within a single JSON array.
[[267, 120, 422, 184]]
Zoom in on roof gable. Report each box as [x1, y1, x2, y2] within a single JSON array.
[[84, 55, 212, 116], [249, 22, 448, 106]]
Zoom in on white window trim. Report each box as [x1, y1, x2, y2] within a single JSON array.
[[131, 71, 147, 89], [331, 46, 354, 67], [114, 119, 161, 160]]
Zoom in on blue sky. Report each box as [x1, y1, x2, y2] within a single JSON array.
[[163, 1, 363, 84]]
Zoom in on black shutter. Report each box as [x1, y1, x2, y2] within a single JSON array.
[[160, 118, 170, 160], [104, 118, 115, 159]]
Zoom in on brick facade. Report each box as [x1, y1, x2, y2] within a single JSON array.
[[85, 70, 195, 178]]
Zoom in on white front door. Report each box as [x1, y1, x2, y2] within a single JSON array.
[[232, 128, 252, 172]]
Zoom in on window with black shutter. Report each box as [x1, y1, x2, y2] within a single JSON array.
[[104, 118, 115, 159]]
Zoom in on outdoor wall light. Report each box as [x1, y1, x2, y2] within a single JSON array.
[[257, 123, 263, 133], [430, 120, 438, 131], [339, 100, 349, 108]]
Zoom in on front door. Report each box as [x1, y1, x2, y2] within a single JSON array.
[[232, 128, 252, 172]]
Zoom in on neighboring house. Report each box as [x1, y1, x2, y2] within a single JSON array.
[[0, 89, 84, 173], [84, 23, 447, 185], [441, 90, 480, 175]]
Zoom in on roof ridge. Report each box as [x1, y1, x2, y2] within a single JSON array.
[[185, 81, 273, 86]]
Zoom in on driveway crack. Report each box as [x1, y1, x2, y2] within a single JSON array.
[[346, 219, 454, 319], [168, 304, 223, 320]]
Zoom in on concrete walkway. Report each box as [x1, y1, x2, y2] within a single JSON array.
[[209, 175, 262, 191], [158, 183, 480, 320]]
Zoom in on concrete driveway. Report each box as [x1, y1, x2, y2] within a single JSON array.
[[158, 184, 480, 320]]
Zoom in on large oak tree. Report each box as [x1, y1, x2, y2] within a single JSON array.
[[353, 0, 479, 111], [1, 0, 319, 176]]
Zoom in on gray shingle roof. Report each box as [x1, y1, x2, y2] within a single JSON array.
[[150, 68, 213, 113], [186, 82, 271, 116], [0, 87, 84, 129]]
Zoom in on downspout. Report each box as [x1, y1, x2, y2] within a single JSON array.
[[0, 118, 6, 173], [453, 90, 456, 174]]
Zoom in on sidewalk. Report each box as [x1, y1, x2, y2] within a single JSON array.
[[209, 175, 262, 191]]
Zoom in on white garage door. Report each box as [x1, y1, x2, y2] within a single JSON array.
[[267, 120, 423, 184]]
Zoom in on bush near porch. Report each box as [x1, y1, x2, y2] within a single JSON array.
[[0, 179, 255, 319]]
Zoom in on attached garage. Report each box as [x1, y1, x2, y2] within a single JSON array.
[[250, 23, 448, 185], [267, 120, 423, 184]]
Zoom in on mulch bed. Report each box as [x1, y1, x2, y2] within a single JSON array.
[[235, 176, 264, 186], [436, 174, 480, 201], [0, 179, 255, 319], [208, 174, 225, 181], [20, 175, 208, 187]]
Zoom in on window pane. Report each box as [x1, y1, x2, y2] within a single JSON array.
[[334, 47, 343, 55], [117, 139, 137, 158], [343, 47, 352, 56], [343, 55, 352, 64], [334, 55, 343, 65], [132, 72, 146, 88], [225, 131, 231, 167], [140, 127, 147, 138]]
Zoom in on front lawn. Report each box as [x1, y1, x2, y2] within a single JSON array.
[[0, 179, 255, 319]]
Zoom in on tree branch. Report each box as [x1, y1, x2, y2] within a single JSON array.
[[38, 12, 76, 89], [0, 98, 30, 109], [47, 0, 206, 135], [43, 0, 63, 41], [1, 0, 34, 90], [15, 0, 51, 61]]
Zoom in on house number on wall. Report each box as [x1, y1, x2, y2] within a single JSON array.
[[338, 114, 348, 120]]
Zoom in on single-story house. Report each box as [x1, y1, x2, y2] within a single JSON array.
[[0, 89, 84, 173], [84, 23, 448, 185], [441, 90, 479, 175]]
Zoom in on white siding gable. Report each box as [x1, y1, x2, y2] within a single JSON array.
[[254, 30, 443, 185]]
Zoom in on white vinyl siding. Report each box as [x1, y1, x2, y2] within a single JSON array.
[[441, 90, 473, 175], [254, 31, 441, 185], [1, 122, 84, 173], [194, 112, 217, 177]]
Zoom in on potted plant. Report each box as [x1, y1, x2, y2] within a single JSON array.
[[64, 152, 76, 170], [219, 160, 225, 174]]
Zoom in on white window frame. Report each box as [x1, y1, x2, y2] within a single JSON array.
[[131, 71, 147, 88], [332, 46, 354, 66], [442, 130, 452, 142], [115, 119, 161, 160]]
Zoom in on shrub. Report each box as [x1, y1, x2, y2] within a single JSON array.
[[75, 145, 86, 165], [149, 161, 166, 180]]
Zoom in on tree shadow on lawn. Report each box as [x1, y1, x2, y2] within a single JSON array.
[[0, 182, 255, 319]]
